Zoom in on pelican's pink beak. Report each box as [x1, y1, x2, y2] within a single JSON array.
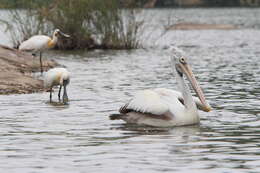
[[179, 62, 212, 112]]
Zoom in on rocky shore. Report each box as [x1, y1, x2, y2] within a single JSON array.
[[0, 45, 58, 94]]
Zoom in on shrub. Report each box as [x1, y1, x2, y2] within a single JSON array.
[[5, 0, 143, 49], [7, 9, 51, 48]]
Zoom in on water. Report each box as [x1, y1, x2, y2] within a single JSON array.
[[0, 8, 260, 173]]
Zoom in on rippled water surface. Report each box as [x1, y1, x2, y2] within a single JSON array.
[[0, 8, 260, 173]]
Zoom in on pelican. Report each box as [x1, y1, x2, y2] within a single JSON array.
[[44, 67, 70, 103], [19, 29, 70, 74], [110, 46, 212, 127]]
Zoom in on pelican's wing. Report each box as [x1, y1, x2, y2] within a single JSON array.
[[154, 88, 209, 112], [120, 90, 169, 115], [154, 88, 182, 98], [19, 35, 51, 51]]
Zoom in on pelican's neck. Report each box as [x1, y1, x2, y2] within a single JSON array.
[[175, 71, 197, 113]]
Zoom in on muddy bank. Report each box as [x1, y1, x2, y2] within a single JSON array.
[[0, 45, 58, 94], [167, 23, 237, 30]]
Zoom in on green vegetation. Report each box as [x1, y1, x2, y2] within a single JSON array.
[[3, 0, 143, 49], [0, 0, 52, 8]]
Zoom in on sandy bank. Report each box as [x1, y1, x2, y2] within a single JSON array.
[[0, 45, 58, 94], [167, 23, 237, 30]]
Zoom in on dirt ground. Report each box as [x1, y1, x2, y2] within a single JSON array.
[[0, 45, 58, 94]]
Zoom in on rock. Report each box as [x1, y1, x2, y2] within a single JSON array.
[[0, 45, 58, 95]]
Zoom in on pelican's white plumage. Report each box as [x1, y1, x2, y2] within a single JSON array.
[[119, 88, 207, 127], [153, 88, 208, 111], [127, 90, 169, 115], [110, 46, 212, 127], [44, 67, 70, 103]]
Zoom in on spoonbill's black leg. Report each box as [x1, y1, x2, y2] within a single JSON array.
[[50, 87, 52, 102], [39, 52, 43, 74], [58, 85, 62, 101]]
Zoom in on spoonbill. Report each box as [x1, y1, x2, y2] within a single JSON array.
[[110, 46, 212, 127], [19, 29, 70, 74], [44, 67, 70, 103]]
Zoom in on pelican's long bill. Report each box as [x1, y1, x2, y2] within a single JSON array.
[[179, 62, 212, 112]]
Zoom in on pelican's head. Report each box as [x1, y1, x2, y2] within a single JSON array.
[[53, 29, 70, 38], [170, 46, 212, 112]]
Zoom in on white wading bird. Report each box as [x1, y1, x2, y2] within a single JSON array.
[[44, 68, 70, 103], [19, 29, 70, 74], [110, 46, 212, 127]]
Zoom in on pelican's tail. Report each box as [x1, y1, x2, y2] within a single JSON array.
[[109, 114, 124, 120]]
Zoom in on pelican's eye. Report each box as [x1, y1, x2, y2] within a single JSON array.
[[179, 57, 185, 64]]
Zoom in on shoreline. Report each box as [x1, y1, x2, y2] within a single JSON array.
[[166, 23, 237, 30], [0, 45, 58, 95]]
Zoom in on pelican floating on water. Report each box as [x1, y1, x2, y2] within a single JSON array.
[[44, 67, 70, 103], [110, 46, 212, 127], [19, 29, 70, 74]]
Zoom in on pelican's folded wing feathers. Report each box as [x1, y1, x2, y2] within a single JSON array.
[[120, 90, 169, 115]]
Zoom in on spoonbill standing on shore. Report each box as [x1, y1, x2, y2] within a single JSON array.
[[44, 67, 70, 103], [19, 29, 70, 74], [110, 46, 212, 127]]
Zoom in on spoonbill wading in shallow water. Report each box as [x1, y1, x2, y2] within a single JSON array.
[[110, 46, 212, 127], [19, 29, 70, 74], [44, 68, 70, 103]]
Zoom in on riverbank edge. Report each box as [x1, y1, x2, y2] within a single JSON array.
[[0, 45, 58, 95]]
